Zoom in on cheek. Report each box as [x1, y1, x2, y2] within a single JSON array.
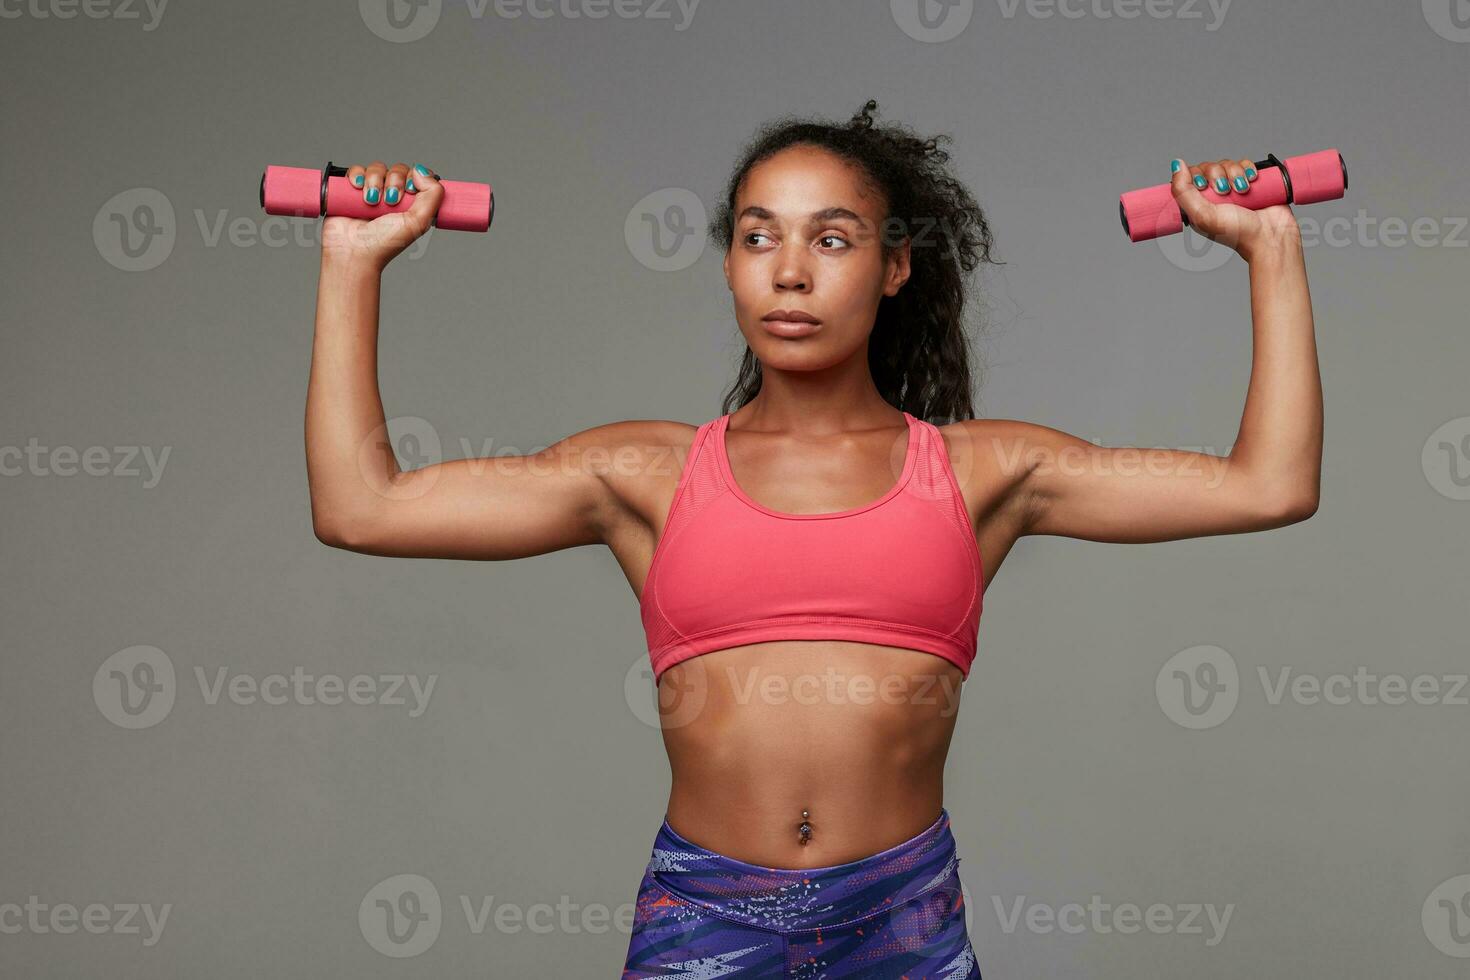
[[824, 257, 886, 312]]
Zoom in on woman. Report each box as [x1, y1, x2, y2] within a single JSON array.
[[305, 101, 1321, 978]]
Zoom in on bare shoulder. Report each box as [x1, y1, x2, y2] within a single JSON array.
[[549, 418, 700, 529], [929, 417, 1070, 488]]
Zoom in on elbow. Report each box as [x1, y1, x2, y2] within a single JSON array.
[[311, 505, 376, 551], [312, 517, 351, 550], [1258, 488, 1319, 528], [313, 520, 347, 549]]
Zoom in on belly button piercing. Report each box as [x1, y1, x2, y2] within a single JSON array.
[[797, 809, 812, 846]]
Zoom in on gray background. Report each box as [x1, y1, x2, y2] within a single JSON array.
[[3, 0, 1468, 976]]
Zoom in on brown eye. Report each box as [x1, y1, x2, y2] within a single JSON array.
[[818, 234, 850, 250]]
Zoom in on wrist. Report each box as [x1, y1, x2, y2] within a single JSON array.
[[320, 248, 385, 282], [1239, 220, 1302, 265]]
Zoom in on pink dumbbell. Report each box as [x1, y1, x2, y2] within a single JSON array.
[[260, 161, 494, 233], [1120, 149, 1346, 242]]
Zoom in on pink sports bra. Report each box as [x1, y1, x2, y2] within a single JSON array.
[[640, 410, 985, 683]]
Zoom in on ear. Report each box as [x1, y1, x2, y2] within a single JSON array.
[[722, 249, 732, 290], [882, 237, 911, 297]]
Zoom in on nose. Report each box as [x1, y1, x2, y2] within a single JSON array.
[[773, 253, 811, 292]]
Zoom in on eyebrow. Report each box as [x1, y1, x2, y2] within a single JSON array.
[[737, 205, 867, 225]]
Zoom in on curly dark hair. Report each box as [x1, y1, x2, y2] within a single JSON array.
[[710, 99, 1002, 425]]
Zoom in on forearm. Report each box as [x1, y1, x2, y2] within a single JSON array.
[[305, 252, 398, 535], [1229, 230, 1322, 514]]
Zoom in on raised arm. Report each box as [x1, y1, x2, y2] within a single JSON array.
[[1008, 155, 1322, 543], [305, 160, 625, 560]]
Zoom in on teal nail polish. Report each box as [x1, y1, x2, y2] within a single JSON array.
[[385, 186, 400, 205], [1244, 167, 1257, 180], [351, 174, 364, 187], [365, 186, 380, 205], [1232, 176, 1248, 192], [1214, 177, 1229, 193], [406, 178, 416, 193], [1170, 159, 1182, 174], [1193, 174, 1207, 189], [414, 164, 430, 176]]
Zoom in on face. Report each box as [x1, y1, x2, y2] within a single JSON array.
[[722, 144, 910, 369]]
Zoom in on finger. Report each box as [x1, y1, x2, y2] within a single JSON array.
[[346, 164, 367, 191], [1201, 159, 1230, 197], [383, 163, 410, 207], [398, 163, 444, 239], [1186, 161, 1209, 193], [1239, 158, 1259, 184], [1221, 159, 1249, 196], [404, 161, 438, 194], [1170, 156, 1212, 226], [363, 160, 387, 205]]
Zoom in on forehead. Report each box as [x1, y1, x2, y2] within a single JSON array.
[[736, 145, 883, 222]]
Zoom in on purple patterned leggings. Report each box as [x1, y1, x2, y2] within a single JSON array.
[[622, 808, 981, 978]]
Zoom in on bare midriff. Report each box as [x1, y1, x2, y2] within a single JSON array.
[[658, 639, 965, 870]]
